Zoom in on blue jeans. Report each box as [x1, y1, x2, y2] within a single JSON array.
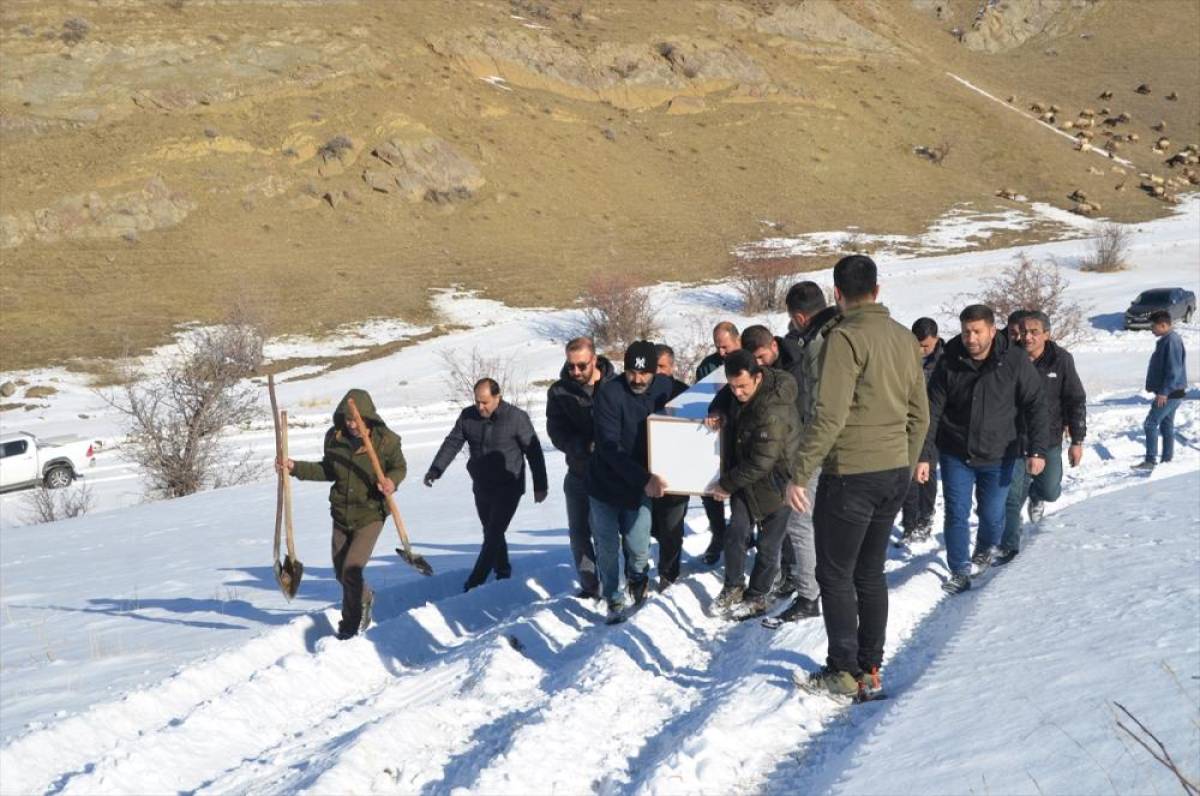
[[588, 496, 652, 607], [940, 454, 1014, 576], [1002, 446, 1063, 551], [1144, 398, 1183, 463]]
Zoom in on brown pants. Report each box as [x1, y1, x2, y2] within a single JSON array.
[[332, 520, 384, 636]]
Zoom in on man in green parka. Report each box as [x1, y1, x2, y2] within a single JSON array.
[[278, 389, 407, 639]]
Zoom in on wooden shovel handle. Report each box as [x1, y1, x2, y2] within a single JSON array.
[[268, 374, 283, 563], [345, 398, 415, 555], [280, 411, 297, 561]]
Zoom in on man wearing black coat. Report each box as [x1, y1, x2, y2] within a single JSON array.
[[546, 337, 617, 598], [696, 321, 741, 565], [917, 305, 1050, 594], [997, 311, 1087, 562], [651, 344, 691, 589], [426, 378, 548, 591], [587, 340, 673, 623], [898, 317, 944, 545]]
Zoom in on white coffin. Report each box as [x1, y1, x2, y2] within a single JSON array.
[[646, 368, 726, 496]]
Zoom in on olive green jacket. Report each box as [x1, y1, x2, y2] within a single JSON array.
[[793, 303, 929, 483], [716, 368, 801, 520], [292, 389, 407, 531]]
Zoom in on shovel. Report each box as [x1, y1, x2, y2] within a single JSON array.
[[269, 375, 304, 599], [345, 397, 434, 577]]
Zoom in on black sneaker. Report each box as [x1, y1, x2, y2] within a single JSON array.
[[780, 595, 821, 620], [942, 573, 971, 594], [359, 588, 374, 633], [1027, 499, 1045, 524], [993, 546, 1019, 566], [629, 577, 650, 606], [702, 543, 722, 566], [656, 577, 675, 594], [605, 602, 626, 625], [970, 546, 995, 576], [575, 587, 600, 600], [771, 579, 799, 600], [335, 626, 357, 641]]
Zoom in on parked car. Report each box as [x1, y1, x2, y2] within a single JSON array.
[[0, 432, 95, 492], [1124, 287, 1196, 330]]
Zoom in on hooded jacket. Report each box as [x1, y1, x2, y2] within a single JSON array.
[[714, 368, 801, 520], [1030, 340, 1087, 445], [292, 389, 407, 531], [545, 356, 617, 478], [429, 400, 548, 495], [922, 331, 1050, 466], [586, 373, 675, 509]]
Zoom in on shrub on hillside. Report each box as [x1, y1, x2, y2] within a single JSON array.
[[437, 346, 529, 409], [966, 253, 1088, 344], [1080, 222, 1132, 273], [580, 275, 659, 350], [21, 482, 94, 525], [731, 256, 795, 314]]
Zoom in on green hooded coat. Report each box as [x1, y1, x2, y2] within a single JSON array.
[[292, 389, 407, 531]]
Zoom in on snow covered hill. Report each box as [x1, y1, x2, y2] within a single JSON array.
[[1, 199, 1198, 794]]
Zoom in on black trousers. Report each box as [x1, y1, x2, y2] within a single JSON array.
[[900, 464, 938, 530], [723, 492, 787, 590], [745, 503, 792, 598], [813, 468, 910, 674], [651, 494, 689, 583], [702, 495, 726, 550], [466, 488, 522, 589]]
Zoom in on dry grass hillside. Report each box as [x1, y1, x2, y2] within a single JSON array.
[[1, 0, 1196, 371]]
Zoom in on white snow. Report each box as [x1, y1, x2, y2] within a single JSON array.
[[1, 197, 1198, 795]]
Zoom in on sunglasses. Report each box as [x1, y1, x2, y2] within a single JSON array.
[[567, 361, 592, 371]]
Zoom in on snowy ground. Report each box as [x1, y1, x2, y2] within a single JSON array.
[[1, 198, 1198, 794]]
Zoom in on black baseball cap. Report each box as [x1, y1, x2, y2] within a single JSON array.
[[624, 340, 657, 373]]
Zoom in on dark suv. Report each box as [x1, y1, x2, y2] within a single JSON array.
[[1124, 287, 1196, 330]]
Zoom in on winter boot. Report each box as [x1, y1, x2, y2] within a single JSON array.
[[796, 666, 861, 700], [970, 546, 995, 577], [360, 588, 374, 633], [993, 546, 1019, 566], [771, 578, 798, 601], [630, 576, 650, 607], [714, 585, 744, 612], [1027, 499, 1045, 524], [728, 595, 768, 620], [762, 595, 820, 628], [942, 572, 972, 594], [857, 667, 885, 702]]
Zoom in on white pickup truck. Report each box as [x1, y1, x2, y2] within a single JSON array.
[[0, 432, 96, 492]]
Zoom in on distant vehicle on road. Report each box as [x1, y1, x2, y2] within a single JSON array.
[[1124, 287, 1196, 330], [0, 432, 95, 492]]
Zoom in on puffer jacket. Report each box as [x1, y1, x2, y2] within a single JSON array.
[[292, 389, 406, 531], [545, 356, 617, 478], [714, 368, 801, 520]]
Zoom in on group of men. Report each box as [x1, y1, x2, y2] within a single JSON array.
[[278, 253, 1188, 702]]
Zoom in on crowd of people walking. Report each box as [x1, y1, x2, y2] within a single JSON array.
[[276, 254, 1189, 702]]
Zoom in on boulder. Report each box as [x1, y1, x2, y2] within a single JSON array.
[[364, 137, 485, 203]]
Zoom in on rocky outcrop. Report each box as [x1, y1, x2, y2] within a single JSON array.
[[361, 138, 484, 203], [0, 177, 194, 248], [427, 28, 769, 110], [965, 0, 1098, 53]]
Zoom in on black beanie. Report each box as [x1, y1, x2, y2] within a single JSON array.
[[624, 340, 657, 373]]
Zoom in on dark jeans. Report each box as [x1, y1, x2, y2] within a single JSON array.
[[900, 463, 938, 530], [564, 472, 600, 594], [1144, 398, 1183, 463], [813, 468, 910, 674], [652, 494, 689, 583], [466, 488, 522, 589], [1002, 446, 1063, 552], [745, 503, 793, 599], [702, 495, 726, 551], [332, 519, 384, 636], [940, 454, 1014, 575]]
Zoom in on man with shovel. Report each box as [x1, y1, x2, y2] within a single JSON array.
[[278, 388, 406, 640]]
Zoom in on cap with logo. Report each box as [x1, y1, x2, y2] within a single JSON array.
[[624, 340, 657, 373]]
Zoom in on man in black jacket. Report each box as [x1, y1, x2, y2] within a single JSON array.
[[651, 344, 692, 589], [897, 317, 944, 545], [587, 341, 673, 623], [997, 311, 1087, 563], [696, 322, 740, 565], [917, 305, 1050, 594], [426, 378, 548, 591], [546, 337, 616, 598]]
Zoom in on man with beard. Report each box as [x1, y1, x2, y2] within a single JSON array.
[[917, 305, 1049, 594], [587, 340, 673, 624], [546, 337, 616, 598]]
